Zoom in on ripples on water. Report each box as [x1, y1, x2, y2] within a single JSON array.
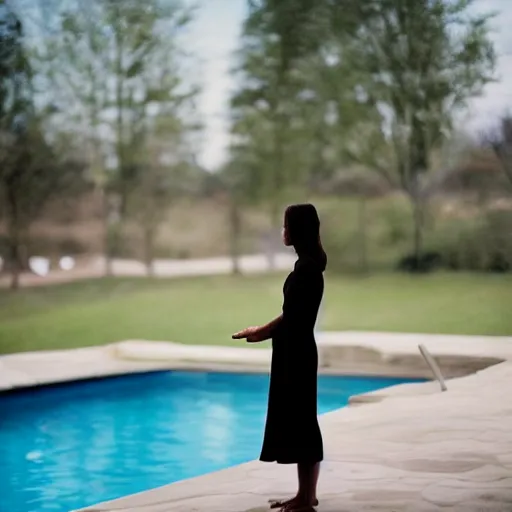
[[0, 371, 421, 512]]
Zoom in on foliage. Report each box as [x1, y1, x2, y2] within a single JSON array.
[[228, 0, 498, 273], [0, 2, 85, 287], [338, 0, 496, 261], [229, 0, 329, 222], [346, 0, 496, 179], [30, 0, 199, 275], [318, 197, 411, 272], [427, 209, 512, 272], [42, 0, 195, 188]]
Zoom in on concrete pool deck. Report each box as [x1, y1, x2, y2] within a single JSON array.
[[74, 361, 512, 512]]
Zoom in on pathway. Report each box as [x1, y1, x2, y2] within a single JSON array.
[[0, 253, 295, 288]]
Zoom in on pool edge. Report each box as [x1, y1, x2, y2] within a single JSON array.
[[2, 332, 511, 393]]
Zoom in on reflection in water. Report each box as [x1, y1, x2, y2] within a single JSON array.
[[0, 371, 420, 512], [201, 400, 235, 464]]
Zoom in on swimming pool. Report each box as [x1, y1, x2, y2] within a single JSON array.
[[0, 371, 422, 512]]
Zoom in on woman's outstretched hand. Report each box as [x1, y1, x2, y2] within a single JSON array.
[[232, 326, 265, 343]]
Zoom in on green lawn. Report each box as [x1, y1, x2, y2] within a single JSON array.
[[0, 272, 511, 355]]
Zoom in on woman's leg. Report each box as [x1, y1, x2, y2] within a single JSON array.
[[297, 462, 320, 505], [270, 462, 320, 510]]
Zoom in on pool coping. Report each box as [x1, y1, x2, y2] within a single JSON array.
[[1, 332, 511, 396]]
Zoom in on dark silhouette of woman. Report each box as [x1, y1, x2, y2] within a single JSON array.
[[233, 203, 327, 512]]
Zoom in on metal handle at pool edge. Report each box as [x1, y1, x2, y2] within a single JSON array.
[[419, 344, 447, 392]]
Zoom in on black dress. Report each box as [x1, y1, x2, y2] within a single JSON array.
[[260, 256, 324, 464]]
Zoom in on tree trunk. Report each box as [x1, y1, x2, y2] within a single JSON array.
[[266, 199, 282, 271], [9, 267, 20, 290], [412, 196, 424, 263], [3, 226, 30, 290], [6, 227, 31, 290], [229, 197, 242, 275], [114, 12, 127, 218], [409, 172, 424, 265], [8, 233, 21, 290], [5, 189, 27, 290], [101, 189, 114, 277], [357, 196, 368, 274], [143, 225, 155, 277]]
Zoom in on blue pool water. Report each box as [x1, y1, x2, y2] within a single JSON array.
[[0, 371, 422, 512]]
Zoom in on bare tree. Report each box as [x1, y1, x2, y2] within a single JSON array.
[[484, 114, 512, 188]]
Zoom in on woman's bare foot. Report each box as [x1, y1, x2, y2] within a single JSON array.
[[269, 496, 318, 510], [269, 497, 291, 509], [282, 506, 316, 512]]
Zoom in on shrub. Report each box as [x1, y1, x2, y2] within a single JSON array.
[[320, 197, 411, 273], [405, 209, 512, 273], [397, 252, 443, 273], [379, 200, 411, 246]]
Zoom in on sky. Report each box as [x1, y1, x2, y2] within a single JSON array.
[[185, 0, 512, 171]]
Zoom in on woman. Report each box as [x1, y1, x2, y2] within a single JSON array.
[[233, 203, 327, 512]]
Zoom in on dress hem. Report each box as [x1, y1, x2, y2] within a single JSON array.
[[259, 457, 324, 464]]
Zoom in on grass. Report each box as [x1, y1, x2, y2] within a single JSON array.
[[0, 272, 511, 355]]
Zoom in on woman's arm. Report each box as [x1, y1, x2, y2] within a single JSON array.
[[232, 314, 283, 342], [252, 314, 283, 341]]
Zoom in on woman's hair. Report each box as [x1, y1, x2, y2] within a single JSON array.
[[285, 203, 327, 271]]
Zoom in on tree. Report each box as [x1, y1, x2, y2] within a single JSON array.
[[0, 3, 84, 289], [113, 1, 199, 276], [484, 114, 512, 189], [126, 114, 201, 276], [38, 0, 114, 274], [230, 1, 386, 271], [217, 156, 257, 275], [0, 3, 37, 288], [230, 0, 327, 268], [343, 0, 496, 264], [0, 1, 31, 165], [320, 169, 392, 273], [37, 0, 194, 275]]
